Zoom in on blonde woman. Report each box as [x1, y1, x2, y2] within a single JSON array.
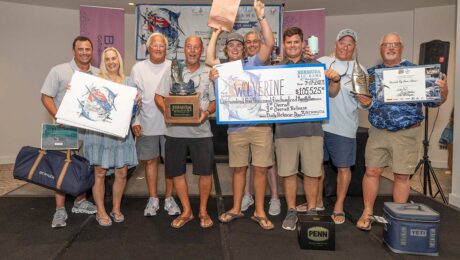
[[83, 47, 138, 226]]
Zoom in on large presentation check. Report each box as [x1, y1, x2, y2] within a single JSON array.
[[215, 62, 329, 124]]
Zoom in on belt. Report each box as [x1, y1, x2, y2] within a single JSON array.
[[388, 122, 421, 131]]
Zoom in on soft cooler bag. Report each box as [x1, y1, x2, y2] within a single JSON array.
[[13, 146, 94, 197], [383, 202, 440, 256]]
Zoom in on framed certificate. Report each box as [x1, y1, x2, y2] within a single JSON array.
[[215, 62, 329, 124], [375, 64, 442, 103], [41, 124, 78, 150]]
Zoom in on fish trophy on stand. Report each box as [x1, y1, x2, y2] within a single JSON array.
[[350, 50, 371, 97], [164, 55, 201, 124]]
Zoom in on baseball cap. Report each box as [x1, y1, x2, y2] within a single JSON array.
[[226, 32, 244, 45], [336, 29, 358, 42]]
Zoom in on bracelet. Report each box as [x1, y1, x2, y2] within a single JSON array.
[[257, 15, 265, 22]]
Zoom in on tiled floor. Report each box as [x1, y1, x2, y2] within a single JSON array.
[[0, 164, 26, 196]]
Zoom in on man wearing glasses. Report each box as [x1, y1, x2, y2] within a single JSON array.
[[356, 33, 448, 231], [131, 33, 181, 218], [311, 29, 372, 225], [239, 30, 282, 217], [155, 35, 216, 229]]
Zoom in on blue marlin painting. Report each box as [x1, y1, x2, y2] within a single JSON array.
[[78, 85, 117, 122], [139, 8, 185, 54]]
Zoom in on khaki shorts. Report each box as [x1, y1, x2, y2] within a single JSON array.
[[228, 126, 273, 168], [365, 125, 422, 175], [275, 136, 323, 177]]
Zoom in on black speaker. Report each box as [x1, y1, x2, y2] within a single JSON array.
[[419, 40, 450, 74]]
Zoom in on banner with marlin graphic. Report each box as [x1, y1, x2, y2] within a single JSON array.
[[135, 4, 282, 61], [56, 72, 137, 138]]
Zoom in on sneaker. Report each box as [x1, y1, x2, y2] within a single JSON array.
[[51, 208, 68, 228], [72, 199, 97, 214], [144, 197, 160, 216], [164, 197, 181, 216], [282, 209, 298, 231], [268, 198, 281, 216], [241, 195, 254, 211]]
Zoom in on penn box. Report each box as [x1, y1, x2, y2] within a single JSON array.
[[383, 202, 440, 256], [297, 214, 335, 251]]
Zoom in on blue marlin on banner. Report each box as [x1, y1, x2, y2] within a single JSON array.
[[140, 8, 185, 54], [78, 85, 117, 122]]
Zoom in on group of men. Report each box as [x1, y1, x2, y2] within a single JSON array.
[[40, 0, 448, 231]]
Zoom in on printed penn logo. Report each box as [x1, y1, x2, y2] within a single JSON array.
[[307, 226, 329, 242]]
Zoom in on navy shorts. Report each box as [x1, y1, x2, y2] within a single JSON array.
[[323, 131, 356, 167], [164, 136, 214, 177], [136, 135, 165, 161]]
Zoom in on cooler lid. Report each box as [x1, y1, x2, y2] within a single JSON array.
[[384, 202, 440, 222]]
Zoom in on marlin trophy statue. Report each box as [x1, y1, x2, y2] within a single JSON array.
[[170, 53, 196, 96], [351, 49, 371, 97]]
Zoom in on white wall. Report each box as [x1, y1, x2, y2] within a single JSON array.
[[0, 2, 79, 163], [0, 2, 457, 170], [449, 3, 460, 208]]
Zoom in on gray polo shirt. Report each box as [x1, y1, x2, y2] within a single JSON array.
[[275, 57, 323, 139], [156, 63, 215, 138], [41, 59, 100, 109]]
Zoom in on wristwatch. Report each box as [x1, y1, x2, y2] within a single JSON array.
[[257, 15, 265, 22]]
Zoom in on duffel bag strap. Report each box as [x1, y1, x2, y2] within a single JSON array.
[[27, 150, 47, 180], [56, 150, 72, 190]]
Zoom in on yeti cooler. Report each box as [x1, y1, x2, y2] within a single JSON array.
[[383, 202, 440, 256]]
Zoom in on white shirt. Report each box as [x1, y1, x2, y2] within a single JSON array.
[[319, 56, 367, 138], [130, 59, 170, 136]]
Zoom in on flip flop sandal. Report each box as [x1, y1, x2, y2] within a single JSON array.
[[199, 215, 214, 228], [356, 215, 373, 231], [331, 212, 346, 224], [250, 215, 274, 230], [218, 211, 244, 223], [96, 215, 112, 227], [171, 215, 194, 229], [110, 211, 125, 223]]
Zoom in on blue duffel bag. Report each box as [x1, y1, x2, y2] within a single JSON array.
[[13, 146, 94, 197]]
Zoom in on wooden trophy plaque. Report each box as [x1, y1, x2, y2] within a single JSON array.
[[164, 93, 201, 124]]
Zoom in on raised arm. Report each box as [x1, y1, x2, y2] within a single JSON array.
[[254, 0, 274, 63], [205, 27, 223, 67]]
